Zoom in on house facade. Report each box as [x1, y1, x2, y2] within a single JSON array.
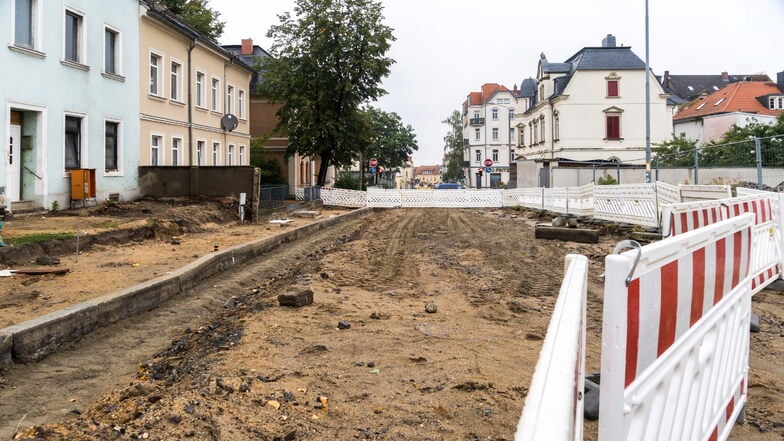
[[414, 165, 441, 188], [673, 74, 784, 145], [461, 83, 528, 189], [1, 0, 141, 211], [515, 34, 674, 184], [139, 3, 252, 170]]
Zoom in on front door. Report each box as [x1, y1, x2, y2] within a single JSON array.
[[6, 125, 21, 202]]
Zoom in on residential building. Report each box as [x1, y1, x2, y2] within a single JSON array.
[[660, 71, 772, 104], [139, 3, 253, 170], [461, 83, 527, 188], [515, 34, 674, 185], [223, 38, 335, 194], [414, 165, 441, 188], [1, 0, 141, 211], [673, 73, 784, 145]]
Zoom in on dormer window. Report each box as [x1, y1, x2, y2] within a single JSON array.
[[769, 96, 784, 110]]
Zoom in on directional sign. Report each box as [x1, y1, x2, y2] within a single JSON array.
[[485, 167, 493, 173], [369, 166, 377, 174], [369, 158, 378, 167], [484, 158, 493, 167]]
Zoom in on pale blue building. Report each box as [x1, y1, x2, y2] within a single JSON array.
[[1, 0, 140, 212]]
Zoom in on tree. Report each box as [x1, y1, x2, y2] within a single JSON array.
[[704, 114, 784, 166], [361, 107, 417, 169], [653, 136, 698, 167], [441, 110, 464, 182], [258, 0, 395, 186], [158, 0, 225, 41], [250, 137, 284, 184]]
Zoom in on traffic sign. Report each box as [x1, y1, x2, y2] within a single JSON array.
[[378, 166, 385, 174], [369, 158, 378, 167], [485, 167, 493, 173], [369, 166, 377, 174], [484, 158, 493, 167]]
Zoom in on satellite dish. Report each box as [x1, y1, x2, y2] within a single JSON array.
[[221, 114, 239, 131]]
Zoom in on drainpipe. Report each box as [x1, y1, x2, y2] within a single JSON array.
[[187, 39, 195, 166]]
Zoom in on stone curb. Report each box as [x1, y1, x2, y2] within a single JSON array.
[[0, 207, 373, 365]]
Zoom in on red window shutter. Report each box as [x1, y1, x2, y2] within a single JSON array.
[[606, 115, 620, 139], [607, 80, 619, 97]]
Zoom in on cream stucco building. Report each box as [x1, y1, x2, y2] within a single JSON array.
[[139, 3, 253, 168]]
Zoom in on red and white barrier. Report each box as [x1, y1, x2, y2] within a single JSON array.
[[599, 213, 754, 441], [515, 255, 588, 441]]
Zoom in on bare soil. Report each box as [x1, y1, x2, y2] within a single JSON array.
[[1, 206, 783, 440]]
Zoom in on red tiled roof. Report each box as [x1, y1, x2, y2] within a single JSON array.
[[414, 165, 441, 175], [467, 83, 511, 105], [674, 82, 783, 121]]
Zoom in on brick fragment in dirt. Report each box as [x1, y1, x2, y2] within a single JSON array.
[[278, 288, 314, 307]]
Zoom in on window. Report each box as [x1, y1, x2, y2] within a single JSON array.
[[150, 53, 162, 96], [170, 61, 181, 101], [196, 72, 205, 107], [519, 130, 525, 146], [492, 108, 498, 120], [770, 97, 776, 109], [151, 135, 161, 165], [64, 9, 83, 63], [713, 98, 725, 106], [171, 137, 181, 166], [607, 80, 619, 97], [475, 149, 481, 162], [104, 27, 119, 74], [197, 140, 205, 165], [509, 109, 515, 120], [474, 128, 480, 141], [239, 145, 246, 165], [540, 118, 545, 143], [65, 116, 82, 170], [492, 128, 499, 140], [529, 124, 534, 146], [509, 128, 514, 143], [606, 115, 621, 139], [105, 121, 119, 172], [212, 142, 220, 165], [238, 90, 246, 119], [510, 149, 515, 161], [554, 114, 560, 140], [473, 110, 480, 119], [14, 0, 38, 49], [228, 144, 235, 165], [226, 85, 234, 115], [533, 121, 538, 144], [211, 78, 220, 111], [492, 149, 499, 162]]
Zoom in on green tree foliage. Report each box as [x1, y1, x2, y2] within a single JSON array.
[[258, 0, 395, 186], [653, 136, 698, 166], [702, 114, 784, 166], [157, 0, 225, 41], [361, 106, 417, 169], [250, 138, 285, 185], [334, 171, 362, 190], [441, 110, 464, 182]]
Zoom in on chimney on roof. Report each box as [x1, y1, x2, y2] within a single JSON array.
[[602, 34, 616, 48], [778, 71, 784, 92], [241, 38, 253, 56], [663, 70, 670, 87], [721, 71, 729, 81], [513, 84, 518, 94]]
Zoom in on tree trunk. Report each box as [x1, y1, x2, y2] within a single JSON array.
[[317, 151, 332, 186]]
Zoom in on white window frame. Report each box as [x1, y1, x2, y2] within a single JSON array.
[[12, 0, 43, 52], [195, 70, 206, 108], [103, 118, 123, 175], [196, 139, 206, 166], [475, 149, 481, 163], [474, 128, 480, 141], [492, 128, 499, 141], [492, 108, 498, 120], [228, 144, 235, 165], [150, 133, 164, 166], [170, 59, 183, 102], [226, 84, 235, 115], [238, 90, 246, 120], [212, 141, 221, 165], [63, 111, 87, 174], [63, 6, 86, 65], [211, 77, 221, 112], [171, 136, 182, 166], [103, 24, 122, 76], [149, 50, 164, 97], [492, 149, 499, 162], [239, 145, 246, 165]]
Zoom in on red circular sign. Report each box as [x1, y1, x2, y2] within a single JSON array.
[[378, 166, 385, 173], [484, 158, 493, 167], [369, 158, 378, 167]]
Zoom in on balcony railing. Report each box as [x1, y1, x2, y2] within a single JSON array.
[[469, 117, 485, 125]]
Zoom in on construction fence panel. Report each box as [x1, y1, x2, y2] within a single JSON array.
[[593, 184, 659, 228], [655, 181, 681, 207], [320, 188, 367, 208], [399, 189, 436, 208], [518, 188, 545, 210], [568, 184, 595, 217], [465, 189, 503, 208], [367, 189, 401, 208], [599, 214, 754, 441], [502, 188, 531, 207], [433, 189, 472, 208], [515, 255, 588, 441], [679, 184, 732, 202], [543, 188, 569, 214]]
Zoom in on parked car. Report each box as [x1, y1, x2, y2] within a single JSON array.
[[435, 183, 465, 189]]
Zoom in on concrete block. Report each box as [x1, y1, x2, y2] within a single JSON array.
[[535, 225, 600, 243], [0, 331, 12, 365], [91, 277, 181, 324], [278, 289, 314, 307]]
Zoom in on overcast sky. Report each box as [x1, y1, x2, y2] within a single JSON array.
[[210, 0, 784, 166]]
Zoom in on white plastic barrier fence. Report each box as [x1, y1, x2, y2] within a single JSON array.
[[569, 184, 595, 217], [319, 187, 367, 208], [679, 184, 732, 202], [465, 189, 503, 208], [519, 188, 545, 210], [515, 255, 588, 441], [599, 213, 754, 441], [502, 188, 530, 207], [655, 181, 681, 207], [367, 188, 401, 208], [593, 184, 659, 228], [543, 188, 569, 214]]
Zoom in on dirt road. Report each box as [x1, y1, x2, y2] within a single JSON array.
[[4, 208, 784, 440]]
